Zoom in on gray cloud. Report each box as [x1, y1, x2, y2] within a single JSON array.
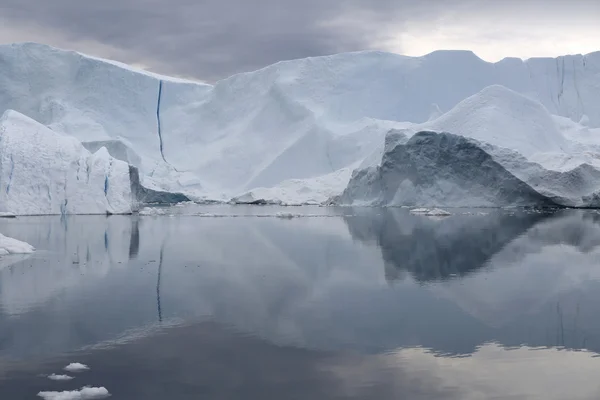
[[0, 0, 597, 81]]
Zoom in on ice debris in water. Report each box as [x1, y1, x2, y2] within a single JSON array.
[[275, 212, 296, 219], [64, 363, 90, 372], [48, 374, 74, 381], [138, 207, 167, 216], [410, 208, 452, 217], [37, 386, 110, 400], [409, 208, 431, 214]]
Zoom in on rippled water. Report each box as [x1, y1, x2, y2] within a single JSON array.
[[2, 206, 600, 399]]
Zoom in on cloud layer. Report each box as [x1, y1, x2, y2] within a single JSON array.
[[0, 1, 598, 83]]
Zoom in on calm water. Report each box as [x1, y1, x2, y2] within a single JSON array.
[[2, 206, 600, 399]]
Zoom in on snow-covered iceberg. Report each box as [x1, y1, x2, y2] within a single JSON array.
[[0, 110, 133, 215], [334, 131, 557, 207], [0, 43, 599, 208], [0, 110, 186, 215], [335, 86, 600, 208], [0, 43, 599, 207]]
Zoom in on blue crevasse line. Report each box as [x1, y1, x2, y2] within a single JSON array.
[[6, 155, 14, 194], [157, 80, 167, 163], [104, 175, 109, 195], [60, 199, 68, 216]]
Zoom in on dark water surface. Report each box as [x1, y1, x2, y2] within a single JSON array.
[[2, 206, 600, 399]]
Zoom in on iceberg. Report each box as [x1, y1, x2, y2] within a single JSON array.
[[0, 43, 599, 208], [0, 232, 34, 255], [335, 131, 557, 207], [0, 110, 133, 215], [335, 86, 600, 208]]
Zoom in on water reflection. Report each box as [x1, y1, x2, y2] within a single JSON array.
[[2, 208, 600, 398], [344, 209, 551, 282], [2, 322, 600, 400]]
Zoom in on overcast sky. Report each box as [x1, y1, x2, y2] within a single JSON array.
[[0, 0, 598, 82]]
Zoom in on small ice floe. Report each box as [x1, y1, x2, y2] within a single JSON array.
[[275, 212, 295, 219], [64, 363, 90, 373], [193, 213, 221, 217], [48, 374, 74, 381], [409, 208, 451, 217], [138, 207, 167, 216], [0, 233, 35, 255], [425, 208, 452, 216], [38, 386, 110, 400], [0, 212, 16, 218]]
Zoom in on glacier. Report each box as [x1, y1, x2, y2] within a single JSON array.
[[0, 42, 600, 209]]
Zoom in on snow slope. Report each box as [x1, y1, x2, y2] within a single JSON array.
[[422, 85, 568, 158], [0, 110, 133, 215], [1, 43, 600, 205]]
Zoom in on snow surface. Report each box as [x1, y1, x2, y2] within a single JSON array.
[[1, 43, 599, 208], [0, 232, 35, 255], [421, 85, 567, 158], [0, 110, 133, 215]]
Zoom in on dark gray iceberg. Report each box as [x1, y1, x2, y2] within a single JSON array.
[[129, 166, 189, 205], [334, 131, 556, 207]]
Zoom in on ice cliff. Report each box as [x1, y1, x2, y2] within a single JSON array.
[[0, 43, 599, 209], [0, 110, 184, 215]]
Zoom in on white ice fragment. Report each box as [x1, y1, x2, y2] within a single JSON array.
[[409, 208, 431, 215], [64, 363, 90, 372], [138, 207, 167, 216], [409, 208, 451, 217], [275, 212, 295, 219], [425, 208, 452, 216], [38, 386, 110, 400], [48, 374, 74, 381]]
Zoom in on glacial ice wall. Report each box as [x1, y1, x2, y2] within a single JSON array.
[[0, 110, 133, 215], [0, 43, 599, 198]]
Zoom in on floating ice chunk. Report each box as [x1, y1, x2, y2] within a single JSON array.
[[138, 207, 167, 216], [64, 363, 90, 372], [409, 208, 431, 214], [48, 374, 74, 381], [425, 208, 452, 216], [0, 212, 16, 218], [409, 208, 451, 217], [0, 233, 35, 255], [275, 212, 296, 219], [38, 386, 110, 400]]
